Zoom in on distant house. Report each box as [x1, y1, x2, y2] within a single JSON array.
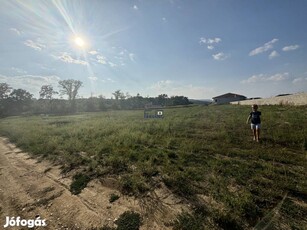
[[212, 93, 246, 104]]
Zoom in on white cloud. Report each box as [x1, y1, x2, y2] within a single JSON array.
[[149, 80, 215, 99], [96, 55, 107, 64], [292, 77, 307, 84], [24, 39, 46, 51], [267, 73, 289, 81], [129, 53, 136, 62], [101, 78, 115, 83], [200, 37, 221, 44], [241, 72, 289, 84], [199, 37, 228, 60], [282, 45, 299, 51], [11, 67, 27, 74], [162, 17, 167, 21], [108, 62, 117, 67], [212, 52, 228, 61], [109, 47, 136, 66], [88, 50, 98, 55], [200, 37, 221, 50], [88, 76, 98, 81], [241, 74, 265, 83], [133, 5, 138, 10], [150, 80, 173, 91], [55, 52, 88, 65], [0, 74, 61, 97], [269, 50, 280, 59], [107, 78, 115, 82], [9, 28, 21, 36], [249, 38, 278, 56]]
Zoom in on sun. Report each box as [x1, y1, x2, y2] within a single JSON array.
[[74, 36, 85, 47]]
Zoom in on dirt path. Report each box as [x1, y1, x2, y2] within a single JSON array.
[[0, 137, 184, 230]]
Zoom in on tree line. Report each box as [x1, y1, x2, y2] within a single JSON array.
[[0, 79, 191, 117]]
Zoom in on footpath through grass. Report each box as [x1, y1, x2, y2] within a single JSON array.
[[0, 105, 306, 229]]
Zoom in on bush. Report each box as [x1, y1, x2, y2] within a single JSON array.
[[107, 157, 128, 174], [119, 175, 149, 195], [70, 173, 91, 195], [100, 226, 115, 230], [215, 214, 243, 230], [109, 193, 120, 203], [115, 211, 142, 230]]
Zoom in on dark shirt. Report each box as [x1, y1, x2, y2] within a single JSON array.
[[250, 111, 261, 124]]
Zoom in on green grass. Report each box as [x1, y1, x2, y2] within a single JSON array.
[[0, 105, 306, 229]]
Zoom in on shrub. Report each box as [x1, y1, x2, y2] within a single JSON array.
[[107, 157, 128, 174], [70, 173, 91, 195], [215, 214, 243, 230], [115, 211, 142, 230], [119, 175, 149, 195], [99, 226, 116, 230], [100, 226, 115, 230], [109, 193, 120, 203], [119, 175, 134, 195]]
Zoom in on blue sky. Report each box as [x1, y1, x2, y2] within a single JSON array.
[[0, 0, 307, 99]]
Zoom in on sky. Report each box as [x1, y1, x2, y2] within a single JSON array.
[[0, 0, 307, 99]]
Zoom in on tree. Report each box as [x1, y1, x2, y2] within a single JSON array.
[[0, 83, 12, 116], [39, 85, 58, 99], [39, 85, 58, 113], [0, 83, 12, 99], [8, 89, 33, 114], [112, 89, 125, 100], [58, 79, 83, 112], [157, 94, 168, 106], [10, 89, 33, 101], [125, 92, 131, 99], [170, 96, 190, 106]]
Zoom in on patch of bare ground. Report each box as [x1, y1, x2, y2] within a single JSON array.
[[0, 137, 194, 229]]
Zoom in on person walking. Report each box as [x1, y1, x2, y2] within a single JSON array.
[[246, 104, 261, 142]]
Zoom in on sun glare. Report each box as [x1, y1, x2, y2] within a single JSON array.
[[74, 36, 85, 47]]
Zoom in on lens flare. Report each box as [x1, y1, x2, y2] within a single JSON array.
[[74, 36, 85, 47]]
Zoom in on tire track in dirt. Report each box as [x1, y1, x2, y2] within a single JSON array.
[[0, 137, 185, 229], [0, 137, 103, 229]]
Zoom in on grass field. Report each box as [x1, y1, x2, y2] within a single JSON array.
[[0, 105, 306, 229]]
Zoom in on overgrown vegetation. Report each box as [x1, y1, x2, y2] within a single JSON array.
[[100, 211, 142, 230], [115, 211, 142, 230], [70, 173, 91, 195], [0, 105, 306, 229], [109, 193, 120, 203]]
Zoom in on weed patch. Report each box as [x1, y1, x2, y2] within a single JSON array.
[[163, 174, 196, 199], [115, 211, 142, 230], [173, 211, 204, 230], [109, 193, 120, 203], [70, 173, 91, 195]]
